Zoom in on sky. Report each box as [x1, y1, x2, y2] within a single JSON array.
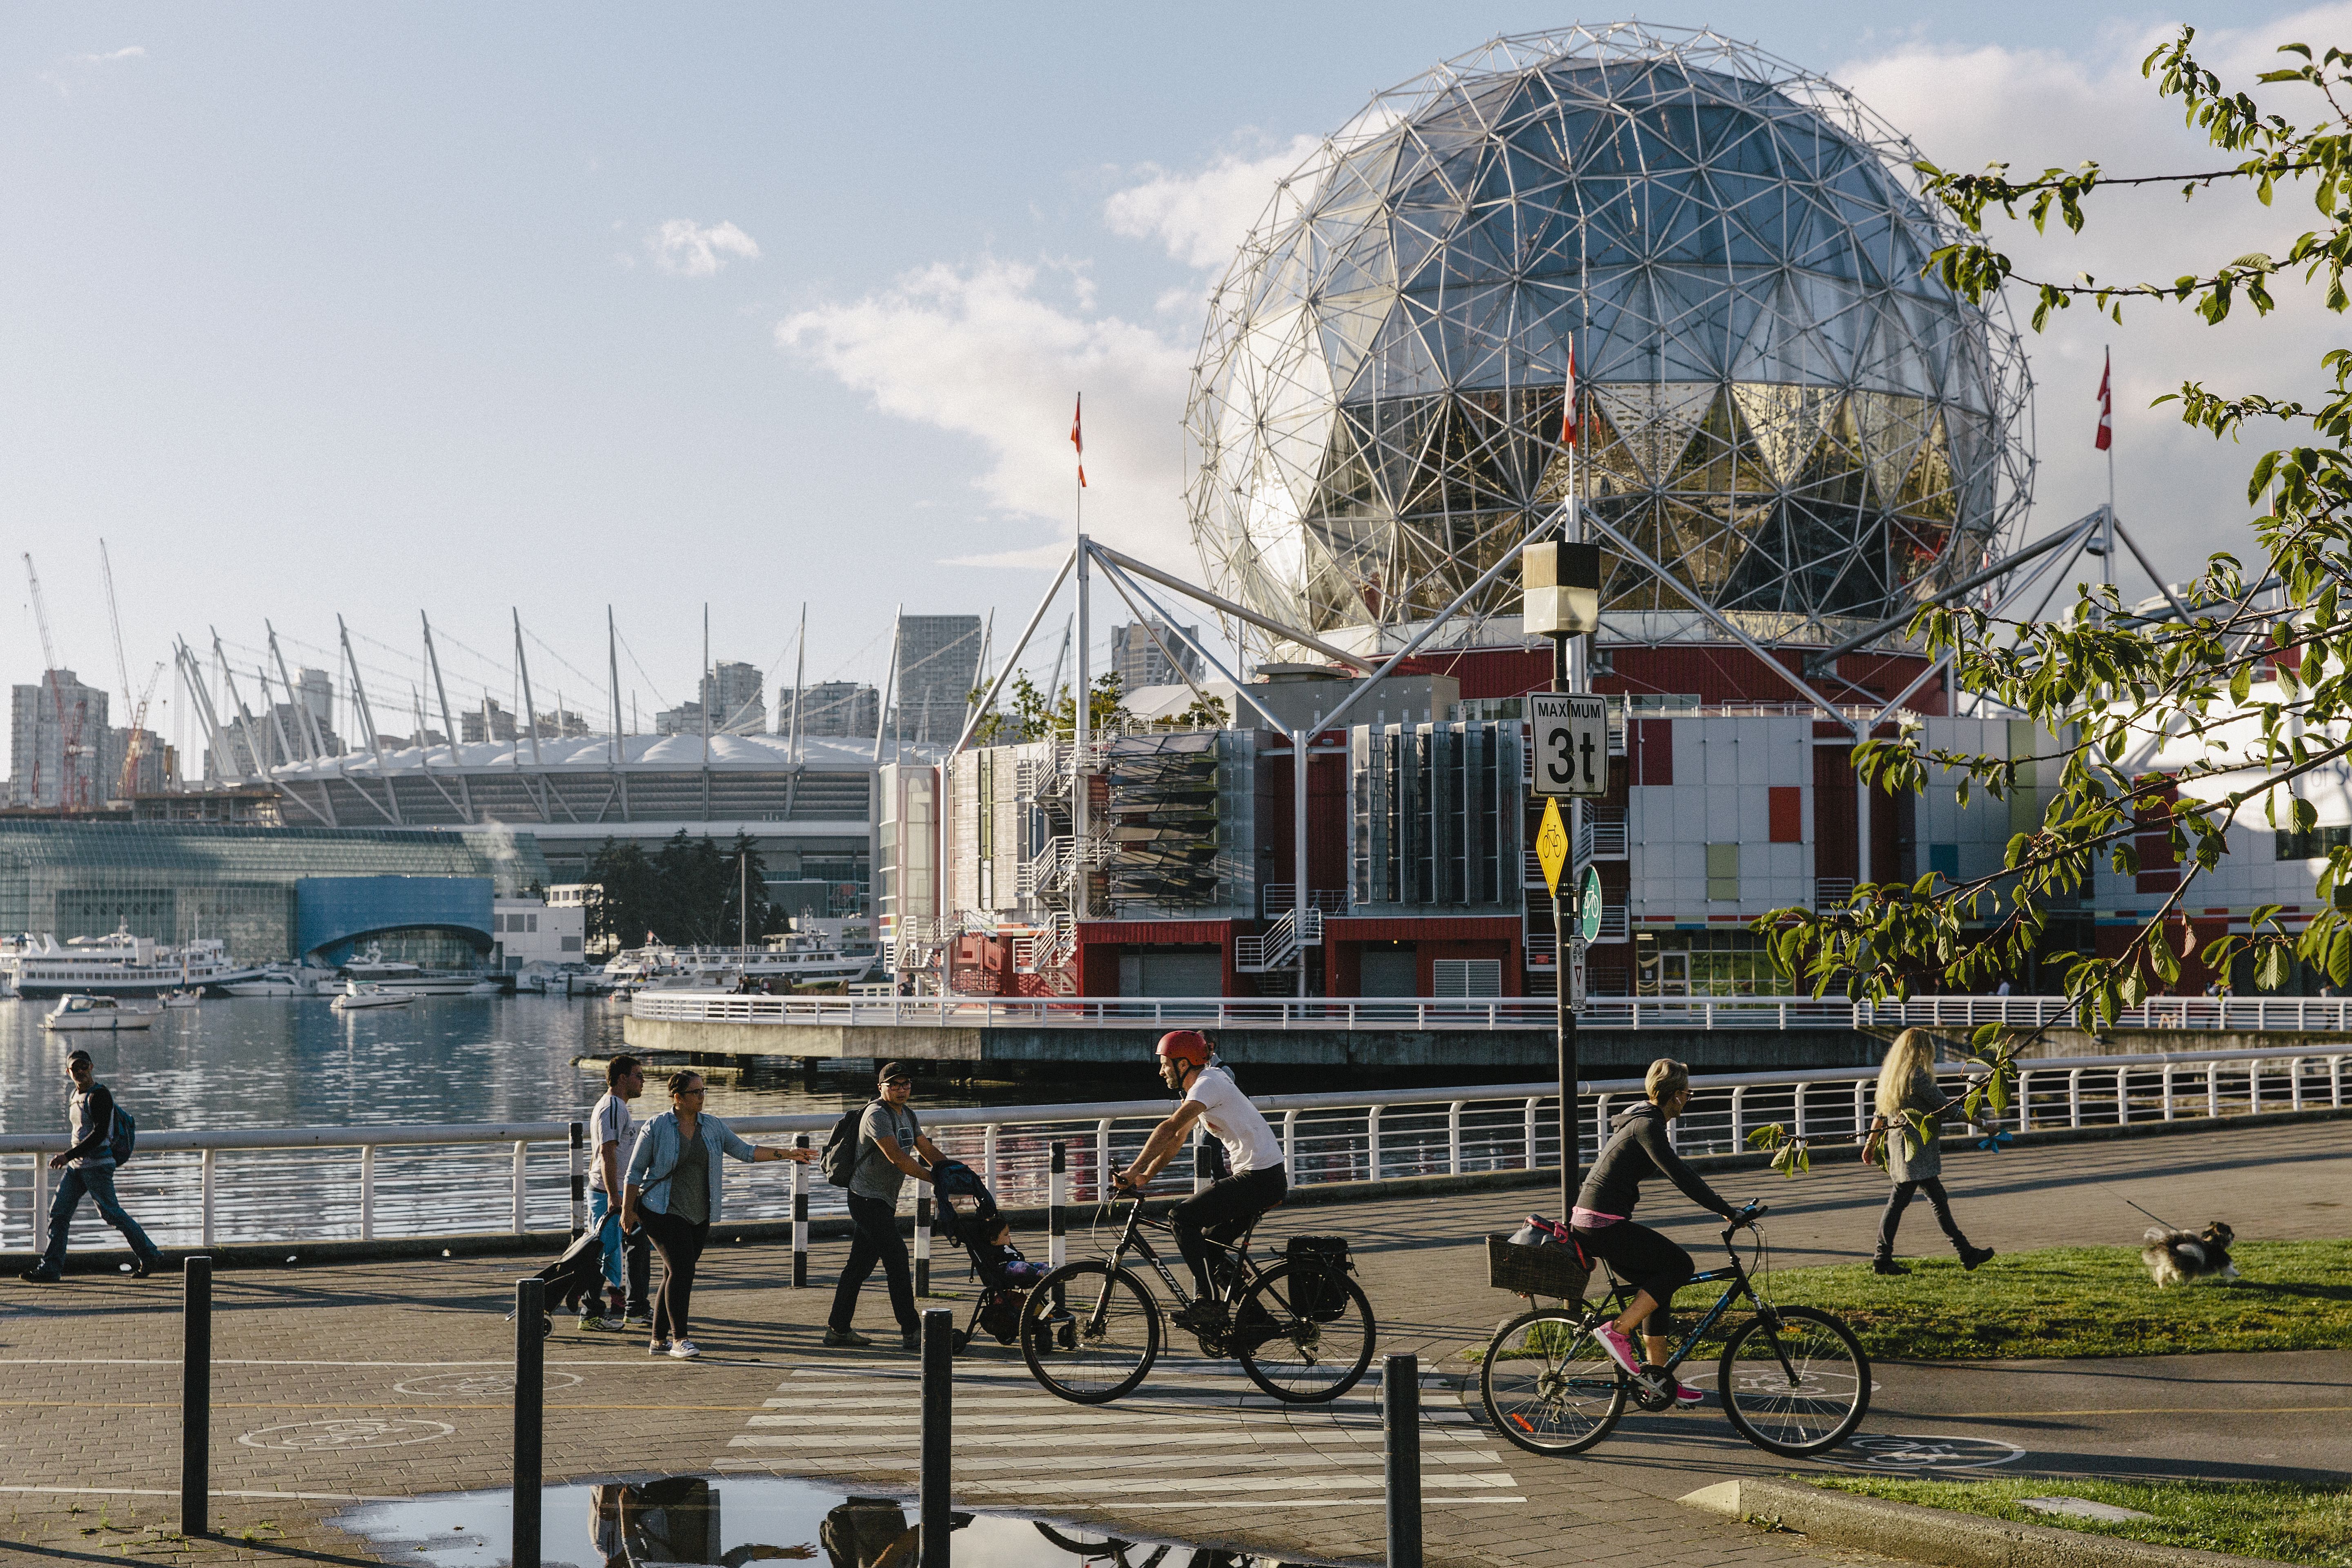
[[4, 1, 2343, 758]]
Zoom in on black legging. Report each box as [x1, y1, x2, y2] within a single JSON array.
[[640, 1209, 709, 1343], [1571, 1219, 1692, 1339], [1169, 1164, 1287, 1298], [1877, 1178, 1969, 1258]]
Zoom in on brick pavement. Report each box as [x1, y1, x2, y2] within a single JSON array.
[[0, 1117, 2342, 1568]]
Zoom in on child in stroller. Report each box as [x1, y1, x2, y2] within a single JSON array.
[[931, 1159, 1049, 1350]]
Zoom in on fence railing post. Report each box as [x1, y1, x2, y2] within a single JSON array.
[[921, 1307, 953, 1568], [1049, 1143, 1067, 1270], [200, 1148, 216, 1249], [2116, 1067, 2131, 1126], [1383, 1352, 1422, 1568], [1096, 1119, 1114, 1202], [983, 1123, 1000, 1196], [791, 1135, 808, 1289], [1446, 1103, 1463, 1176], [2067, 1069, 2083, 1130], [512, 1141, 528, 1234], [181, 1255, 212, 1538], [1523, 1098, 1539, 1170], [2018, 1069, 2034, 1131], [1366, 1106, 1383, 1183], [2162, 1060, 2175, 1121], [1793, 1083, 1808, 1141], [2208, 1060, 2221, 1118], [513, 1277, 543, 1568], [360, 1145, 375, 1242], [1281, 1110, 1298, 1171], [568, 1122, 586, 1237]]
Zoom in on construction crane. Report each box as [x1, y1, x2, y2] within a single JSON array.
[[99, 540, 152, 803], [21, 553, 85, 811], [118, 659, 165, 800]]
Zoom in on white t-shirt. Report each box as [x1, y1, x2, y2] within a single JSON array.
[[1184, 1064, 1283, 1175], [588, 1091, 634, 1192]]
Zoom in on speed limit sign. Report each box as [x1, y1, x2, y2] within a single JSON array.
[[1530, 693, 1608, 797]]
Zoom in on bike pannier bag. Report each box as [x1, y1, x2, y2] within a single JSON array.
[[1285, 1236, 1353, 1323]]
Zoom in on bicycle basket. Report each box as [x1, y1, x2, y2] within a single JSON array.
[[1487, 1233, 1591, 1300]]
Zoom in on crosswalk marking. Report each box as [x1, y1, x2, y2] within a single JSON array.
[[718, 1358, 1523, 1506]]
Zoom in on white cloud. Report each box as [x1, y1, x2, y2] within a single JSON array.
[[42, 43, 144, 96], [777, 259, 1194, 566], [1103, 134, 1321, 270], [1838, 7, 2352, 583], [647, 218, 760, 278]]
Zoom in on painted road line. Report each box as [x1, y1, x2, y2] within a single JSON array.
[[703, 1448, 1507, 1475], [725, 1427, 1502, 1451], [953, 1474, 1523, 1497]]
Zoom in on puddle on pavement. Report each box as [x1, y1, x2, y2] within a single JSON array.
[[333, 1473, 1330, 1567]]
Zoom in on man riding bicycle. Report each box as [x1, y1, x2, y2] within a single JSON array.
[[1115, 1030, 1285, 1334]]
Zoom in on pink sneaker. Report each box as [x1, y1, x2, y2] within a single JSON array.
[[1664, 1376, 1704, 1408], [1592, 1323, 1643, 1377]]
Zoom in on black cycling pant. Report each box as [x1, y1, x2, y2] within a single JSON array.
[[1571, 1218, 1692, 1341], [1168, 1164, 1287, 1299]]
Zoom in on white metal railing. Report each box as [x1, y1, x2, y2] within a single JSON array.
[[630, 990, 2352, 1033], [2, 1045, 2334, 1257]]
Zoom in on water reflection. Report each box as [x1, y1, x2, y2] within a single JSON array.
[[334, 1472, 1317, 1568]]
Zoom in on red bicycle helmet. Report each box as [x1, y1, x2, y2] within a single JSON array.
[[1155, 1029, 1212, 1069]]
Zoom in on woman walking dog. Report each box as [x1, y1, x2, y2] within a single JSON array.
[[1863, 1029, 1997, 1275]]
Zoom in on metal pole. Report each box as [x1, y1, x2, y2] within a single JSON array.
[[920, 1307, 953, 1568], [914, 1193, 932, 1296], [791, 1134, 809, 1288], [1074, 538, 1091, 924], [1383, 1352, 1422, 1568], [181, 1255, 212, 1537], [514, 1278, 543, 1568], [1555, 885, 1574, 1217], [1292, 728, 1309, 999]]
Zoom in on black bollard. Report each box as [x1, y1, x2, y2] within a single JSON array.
[[792, 1134, 810, 1289], [568, 1121, 587, 1239], [181, 1255, 212, 1537], [914, 1193, 932, 1296], [1383, 1352, 1422, 1568], [1049, 1142, 1066, 1270], [920, 1306, 953, 1568], [514, 1278, 543, 1568]]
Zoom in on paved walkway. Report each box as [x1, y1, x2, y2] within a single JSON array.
[[0, 1118, 2342, 1568]]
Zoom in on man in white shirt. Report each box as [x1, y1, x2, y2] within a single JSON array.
[[1118, 1030, 1287, 1333], [586, 1055, 650, 1331]]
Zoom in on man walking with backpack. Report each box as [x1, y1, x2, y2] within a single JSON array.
[[822, 1062, 942, 1350], [21, 1049, 164, 1283]]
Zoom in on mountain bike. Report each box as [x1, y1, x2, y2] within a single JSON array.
[[1480, 1203, 1871, 1459], [1018, 1192, 1376, 1406]]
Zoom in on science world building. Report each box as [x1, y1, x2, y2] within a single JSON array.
[[1186, 22, 2034, 655]]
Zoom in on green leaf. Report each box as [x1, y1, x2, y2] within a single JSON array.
[[2255, 942, 2293, 991]]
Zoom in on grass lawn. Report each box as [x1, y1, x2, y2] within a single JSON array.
[[1811, 1475, 2352, 1565], [1753, 1238, 2352, 1360]]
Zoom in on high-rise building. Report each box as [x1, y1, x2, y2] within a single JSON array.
[[1111, 621, 1204, 693], [461, 698, 518, 744], [296, 668, 334, 735], [702, 661, 766, 735], [892, 616, 984, 744], [10, 670, 111, 809], [793, 682, 880, 738]]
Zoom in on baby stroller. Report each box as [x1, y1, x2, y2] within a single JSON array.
[[506, 1223, 610, 1337], [931, 1158, 1048, 1352]]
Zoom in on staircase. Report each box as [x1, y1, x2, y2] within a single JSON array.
[[1234, 907, 1324, 973]]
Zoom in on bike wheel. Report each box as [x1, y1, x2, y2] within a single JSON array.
[[1716, 1304, 1871, 1457], [1232, 1261, 1376, 1403], [1479, 1308, 1626, 1457], [1019, 1261, 1160, 1405]]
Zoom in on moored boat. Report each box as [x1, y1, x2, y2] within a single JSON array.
[[2, 927, 265, 998], [43, 993, 163, 1031], [330, 982, 415, 1011]]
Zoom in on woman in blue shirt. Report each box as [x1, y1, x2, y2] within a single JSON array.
[[623, 1070, 811, 1358]]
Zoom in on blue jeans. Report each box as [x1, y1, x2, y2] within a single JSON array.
[[588, 1188, 651, 1310], [43, 1162, 161, 1270]]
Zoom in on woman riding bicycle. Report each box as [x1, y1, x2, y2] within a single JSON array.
[[1575, 1057, 1748, 1407]]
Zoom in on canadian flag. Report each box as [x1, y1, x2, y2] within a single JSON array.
[[2095, 351, 2113, 452], [1071, 394, 1087, 488], [1560, 345, 1579, 449]]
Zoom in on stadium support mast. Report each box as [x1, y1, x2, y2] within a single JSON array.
[[514, 609, 544, 767], [336, 617, 384, 760]]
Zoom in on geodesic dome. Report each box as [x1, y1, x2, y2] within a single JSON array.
[[1185, 22, 2034, 653]]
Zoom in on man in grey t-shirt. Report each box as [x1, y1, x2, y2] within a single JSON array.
[[825, 1062, 944, 1351]]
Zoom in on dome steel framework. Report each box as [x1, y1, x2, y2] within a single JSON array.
[[1184, 22, 2036, 655]]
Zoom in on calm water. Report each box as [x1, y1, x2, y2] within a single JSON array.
[[0, 993, 1161, 1136]]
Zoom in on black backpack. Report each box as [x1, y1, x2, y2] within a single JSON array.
[[820, 1099, 882, 1188], [109, 1102, 137, 1167]]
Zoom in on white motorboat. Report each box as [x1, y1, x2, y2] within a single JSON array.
[[220, 964, 335, 996], [331, 982, 415, 1011], [163, 989, 203, 1010], [43, 993, 163, 1031], [340, 942, 498, 996], [600, 924, 878, 992], [2, 927, 265, 998]]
